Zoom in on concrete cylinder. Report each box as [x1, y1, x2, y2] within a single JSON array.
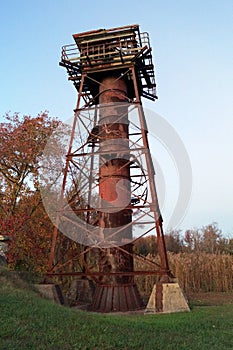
[[90, 75, 144, 311]]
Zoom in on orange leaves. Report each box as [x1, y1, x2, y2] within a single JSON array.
[[0, 112, 60, 273], [5, 192, 54, 273], [0, 112, 60, 214]]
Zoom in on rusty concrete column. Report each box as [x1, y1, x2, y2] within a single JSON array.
[[98, 76, 133, 283], [90, 76, 144, 312]]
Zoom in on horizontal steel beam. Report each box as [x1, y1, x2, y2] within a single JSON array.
[[46, 270, 166, 277]]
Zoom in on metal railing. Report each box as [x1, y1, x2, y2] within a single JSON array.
[[61, 31, 151, 65]]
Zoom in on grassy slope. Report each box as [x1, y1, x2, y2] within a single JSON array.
[[0, 269, 233, 350]]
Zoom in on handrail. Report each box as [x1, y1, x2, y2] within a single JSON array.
[[61, 44, 149, 63], [61, 30, 151, 63]]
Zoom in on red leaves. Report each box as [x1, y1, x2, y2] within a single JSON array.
[[0, 112, 60, 273], [0, 112, 60, 213]]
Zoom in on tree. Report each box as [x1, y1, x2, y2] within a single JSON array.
[[0, 112, 60, 272], [184, 223, 224, 254], [164, 229, 183, 253], [134, 235, 157, 256], [6, 191, 53, 272], [0, 112, 60, 215], [184, 228, 202, 252], [200, 222, 222, 254]]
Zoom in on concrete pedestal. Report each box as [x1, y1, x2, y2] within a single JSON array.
[[145, 283, 190, 314]]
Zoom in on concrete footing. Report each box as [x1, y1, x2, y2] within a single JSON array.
[[145, 282, 190, 314], [34, 284, 67, 305]]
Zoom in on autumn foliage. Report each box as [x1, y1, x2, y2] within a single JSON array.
[[0, 113, 59, 272]]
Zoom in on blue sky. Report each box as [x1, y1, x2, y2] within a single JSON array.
[[1, 0, 232, 235]]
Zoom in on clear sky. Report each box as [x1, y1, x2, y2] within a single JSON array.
[[1, 0, 232, 235]]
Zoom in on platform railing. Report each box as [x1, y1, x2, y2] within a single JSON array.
[[61, 31, 151, 65]]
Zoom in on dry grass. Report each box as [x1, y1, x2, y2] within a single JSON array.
[[135, 253, 233, 299]]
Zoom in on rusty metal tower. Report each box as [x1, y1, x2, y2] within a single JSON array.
[[47, 24, 175, 312]]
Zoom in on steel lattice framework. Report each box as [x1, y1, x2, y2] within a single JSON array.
[[46, 24, 173, 312]]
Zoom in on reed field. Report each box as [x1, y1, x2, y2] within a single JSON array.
[[135, 252, 233, 299]]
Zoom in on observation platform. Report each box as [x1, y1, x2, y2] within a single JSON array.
[[59, 24, 157, 103]]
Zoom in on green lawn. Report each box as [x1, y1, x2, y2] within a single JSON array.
[[0, 269, 233, 350]]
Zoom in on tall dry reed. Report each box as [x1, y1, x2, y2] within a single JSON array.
[[135, 252, 233, 298]]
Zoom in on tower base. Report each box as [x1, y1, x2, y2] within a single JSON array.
[[145, 283, 190, 314], [67, 278, 95, 304], [90, 283, 144, 313]]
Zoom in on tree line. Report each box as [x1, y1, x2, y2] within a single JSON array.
[[134, 223, 233, 256]]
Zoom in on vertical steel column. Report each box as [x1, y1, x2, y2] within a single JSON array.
[[130, 67, 171, 279], [47, 74, 86, 275]]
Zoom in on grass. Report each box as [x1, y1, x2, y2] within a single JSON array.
[[0, 268, 233, 350]]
